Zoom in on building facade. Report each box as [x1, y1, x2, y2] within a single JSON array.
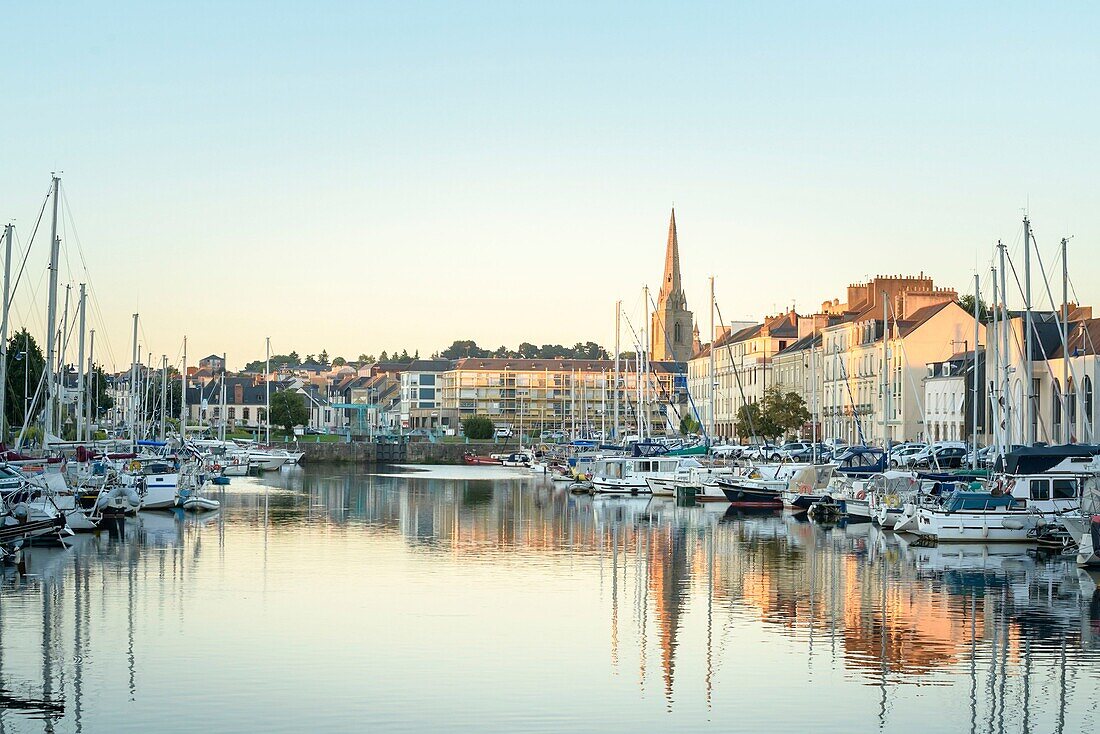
[[440, 358, 685, 438]]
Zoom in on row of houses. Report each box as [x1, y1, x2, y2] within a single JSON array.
[[688, 272, 1100, 446]]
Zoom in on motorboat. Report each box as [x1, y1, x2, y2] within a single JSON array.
[[913, 492, 1040, 542], [591, 456, 703, 495]]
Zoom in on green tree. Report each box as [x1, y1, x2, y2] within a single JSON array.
[[679, 413, 701, 435], [461, 415, 494, 440], [734, 388, 810, 441], [357, 354, 375, 364], [440, 340, 490, 359], [378, 351, 388, 361], [269, 390, 309, 435], [5, 329, 46, 435], [957, 294, 990, 321], [331, 356, 347, 367]]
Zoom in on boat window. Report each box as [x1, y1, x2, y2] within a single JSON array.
[[1029, 479, 1050, 501], [1053, 478, 1077, 500]]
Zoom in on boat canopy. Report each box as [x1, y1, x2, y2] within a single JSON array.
[[998, 445, 1100, 475], [943, 492, 1017, 512]]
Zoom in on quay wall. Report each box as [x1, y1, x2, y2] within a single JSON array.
[[270, 441, 471, 465]]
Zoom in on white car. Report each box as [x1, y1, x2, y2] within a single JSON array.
[[494, 427, 514, 438], [887, 443, 928, 468]]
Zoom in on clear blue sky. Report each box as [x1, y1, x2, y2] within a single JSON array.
[[4, 2, 1098, 369]]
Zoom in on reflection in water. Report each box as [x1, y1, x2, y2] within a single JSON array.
[[0, 467, 1099, 733]]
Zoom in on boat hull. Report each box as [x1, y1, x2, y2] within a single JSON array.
[[719, 482, 783, 507]]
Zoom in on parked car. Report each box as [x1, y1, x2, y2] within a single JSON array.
[[887, 443, 928, 468], [742, 443, 780, 461], [495, 427, 514, 439], [788, 443, 830, 462], [711, 444, 744, 459], [910, 444, 968, 469], [776, 442, 813, 461]]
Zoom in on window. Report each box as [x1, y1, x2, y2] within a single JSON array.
[[419, 387, 436, 401], [228, 408, 236, 419], [258, 409, 267, 422], [1053, 479, 1077, 500], [243, 408, 250, 420], [420, 374, 436, 386], [1030, 479, 1050, 501]]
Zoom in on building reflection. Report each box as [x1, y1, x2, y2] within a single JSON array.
[[294, 470, 1100, 715], [2, 468, 1099, 731]]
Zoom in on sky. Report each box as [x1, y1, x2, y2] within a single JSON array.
[[3, 2, 1098, 371]]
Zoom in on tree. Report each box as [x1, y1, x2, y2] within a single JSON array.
[[5, 329, 46, 434], [461, 415, 494, 439], [304, 354, 315, 363], [440, 340, 490, 359], [378, 351, 388, 361], [320, 349, 329, 365], [767, 388, 811, 437], [357, 353, 374, 364], [269, 390, 309, 435], [331, 356, 347, 367], [734, 388, 810, 441], [679, 414, 701, 436], [957, 294, 990, 321]]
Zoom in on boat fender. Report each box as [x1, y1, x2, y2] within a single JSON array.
[[855, 489, 866, 500], [128, 459, 142, 472], [1001, 519, 1025, 530], [213, 464, 222, 472]]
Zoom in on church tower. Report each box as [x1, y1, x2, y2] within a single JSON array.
[[650, 208, 695, 363]]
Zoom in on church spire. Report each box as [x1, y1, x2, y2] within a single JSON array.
[[662, 208, 683, 299]]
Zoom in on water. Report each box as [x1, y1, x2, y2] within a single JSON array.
[[2, 466, 1099, 733]]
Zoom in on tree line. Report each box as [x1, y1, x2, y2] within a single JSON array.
[[434, 340, 611, 360]]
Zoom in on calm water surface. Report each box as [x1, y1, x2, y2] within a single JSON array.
[[1, 465, 1099, 733]]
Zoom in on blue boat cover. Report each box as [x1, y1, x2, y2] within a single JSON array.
[[944, 492, 1017, 512]]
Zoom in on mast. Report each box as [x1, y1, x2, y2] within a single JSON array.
[[613, 301, 620, 439], [709, 276, 716, 440], [998, 241, 1012, 448], [220, 352, 227, 442], [1023, 216, 1033, 445], [811, 336, 818, 462], [882, 299, 889, 447], [972, 273, 980, 467], [180, 336, 187, 441], [0, 223, 12, 443], [43, 175, 61, 448], [86, 329, 95, 441], [643, 285, 650, 439], [1061, 237, 1069, 444], [130, 314, 138, 449], [159, 355, 168, 441], [76, 284, 86, 443], [265, 337, 271, 444], [56, 285, 71, 438], [990, 267, 1001, 456]]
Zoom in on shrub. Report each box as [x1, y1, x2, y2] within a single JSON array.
[[461, 415, 494, 440]]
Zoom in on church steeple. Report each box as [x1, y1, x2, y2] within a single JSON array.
[[661, 208, 683, 302], [651, 207, 694, 363]]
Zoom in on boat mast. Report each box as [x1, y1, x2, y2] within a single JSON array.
[[220, 352, 227, 442], [0, 223, 12, 444], [159, 354, 168, 441], [76, 283, 86, 443], [87, 329, 95, 440], [130, 313, 138, 450], [990, 267, 1000, 456], [997, 241, 1011, 449], [43, 175, 61, 448], [882, 298, 889, 447], [55, 284, 70, 438], [1061, 237, 1069, 444], [642, 284, 649, 440], [613, 301, 620, 440], [810, 334, 817, 462], [265, 337, 271, 444], [180, 336, 187, 441], [1023, 216, 1033, 445], [972, 273, 980, 467], [709, 276, 716, 441]]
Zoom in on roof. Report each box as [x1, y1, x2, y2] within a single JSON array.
[[200, 354, 222, 362], [897, 301, 956, 336], [1053, 317, 1100, 358], [448, 357, 685, 374], [405, 359, 454, 372], [776, 333, 821, 355]]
